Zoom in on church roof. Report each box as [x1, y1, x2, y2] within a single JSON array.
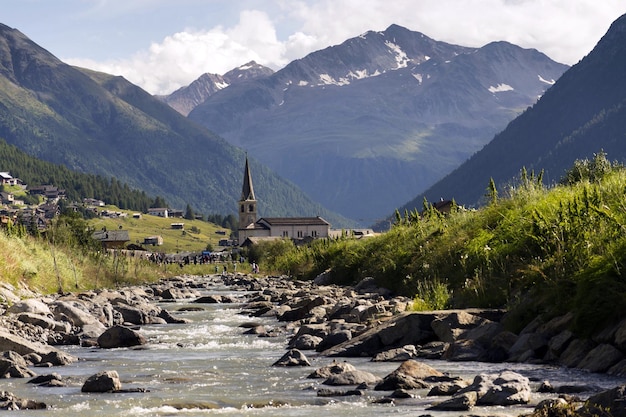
[[240, 157, 256, 201], [258, 216, 330, 226]]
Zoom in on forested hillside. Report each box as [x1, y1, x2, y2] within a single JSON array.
[[0, 23, 351, 227], [0, 138, 161, 211]]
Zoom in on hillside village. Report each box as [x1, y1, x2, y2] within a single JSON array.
[[0, 171, 224, 253], [0, 171, 66, 232]]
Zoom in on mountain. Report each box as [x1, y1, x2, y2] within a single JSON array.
[[397, 12, 626, 214], [159, 61, 274, 116], [0, 23, 350, 227], [186, 24, 569, 223]]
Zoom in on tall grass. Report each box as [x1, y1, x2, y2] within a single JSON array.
[[262, 156, 626, 335], [0, 229, 166, 296]]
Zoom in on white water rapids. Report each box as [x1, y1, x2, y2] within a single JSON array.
[[5, 282, 626, 416]]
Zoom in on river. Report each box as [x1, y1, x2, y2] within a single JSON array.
[[6, 280, 626, 416]]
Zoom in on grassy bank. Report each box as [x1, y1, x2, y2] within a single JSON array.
[[261, 154, 626, 335], [0, 229, 165, 293]]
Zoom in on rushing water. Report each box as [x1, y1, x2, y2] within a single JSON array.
[[7, 282, 626, 417]]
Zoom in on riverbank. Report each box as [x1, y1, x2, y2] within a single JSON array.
[[1, 273, 626, 415]]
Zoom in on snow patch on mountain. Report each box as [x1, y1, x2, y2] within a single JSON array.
[[488, 83, 514, 93], [319, 74, 351, 86], [538, 75, 556, 85], [412, 73, 423, 84], [385, 41, 409, 68]]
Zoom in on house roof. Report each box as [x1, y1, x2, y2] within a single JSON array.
[[0, 172, 12, 180], [258, 216, 330, 226], [240, 156, 256, 201], [92, 230, 130, 242]]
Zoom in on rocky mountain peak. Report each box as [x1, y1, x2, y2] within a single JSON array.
[[161, 60, 274, 116], [187, 24, 569, 222]]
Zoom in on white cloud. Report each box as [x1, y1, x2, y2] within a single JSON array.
[[68, 10, 286, 95]]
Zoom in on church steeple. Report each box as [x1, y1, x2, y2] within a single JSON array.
[[241, 156, 256, 201], [238, 156, 257, 231]]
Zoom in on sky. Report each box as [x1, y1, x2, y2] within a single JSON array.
[[3, 1, 625, 95]]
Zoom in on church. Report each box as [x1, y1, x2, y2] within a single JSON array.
[[237, 157, 331, 244]]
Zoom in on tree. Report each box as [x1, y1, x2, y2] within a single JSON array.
[[184, 204, 195, 220], [151, 196, 167, 209], [486, 177, 498, 204]]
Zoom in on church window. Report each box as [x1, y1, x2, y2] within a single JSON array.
[[282, 231, 289, 237], [248, 204, 254, 212]]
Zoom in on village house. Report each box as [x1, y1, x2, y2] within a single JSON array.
[[168, 209, 184, 218], [148, 207, 169, 218], [83, 198, 105, 207], [92, 229, 130, 249], [0, 172, 23, 187], [0, 191, 14, 205], [28, 185, 66, 201], [170, 222, 184, 230], [237, 157, 331, 244], [142, 235, 163, 246]]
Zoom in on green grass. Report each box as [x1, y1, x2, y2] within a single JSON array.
[[261, 157, 626, 336], [88, 206, 231, 254]]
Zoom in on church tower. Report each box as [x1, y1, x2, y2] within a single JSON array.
[[238, 156, 257, 233]]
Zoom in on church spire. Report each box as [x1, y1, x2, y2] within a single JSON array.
[[241, 156, 256, 201], [238, 156, 258, 233]]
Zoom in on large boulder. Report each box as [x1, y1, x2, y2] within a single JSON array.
[[559, 339, 596, 368], [308, 361, 357, 379], [291, 334, 322, 350], [0, 391, 46, 410], [50, 300, 107, 337], [320, 312, 437, 357], [97, 325, 147, 349], [272, 349, 311, 367], [442, 339, 487, 361], [113, 303, 161, 325], [0, 329, 76, 364], [0, 358, 36, 378], [323, 370, 381, 386], [8, 299, 51, 316], [375, 360, 443, 391], [428, 391, 478, 411], [431, 311, 483, 343], [278, 296, 326, 322], [81, 370, 122, 393], [580, 385, 626, 417], [0, 283, 20, 304], [372, 345, 418, 362], [458, 371, 531, 406], [577, 344, 624, 373], [17, 313, 71, 333], [316, 330, 352, 352]]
